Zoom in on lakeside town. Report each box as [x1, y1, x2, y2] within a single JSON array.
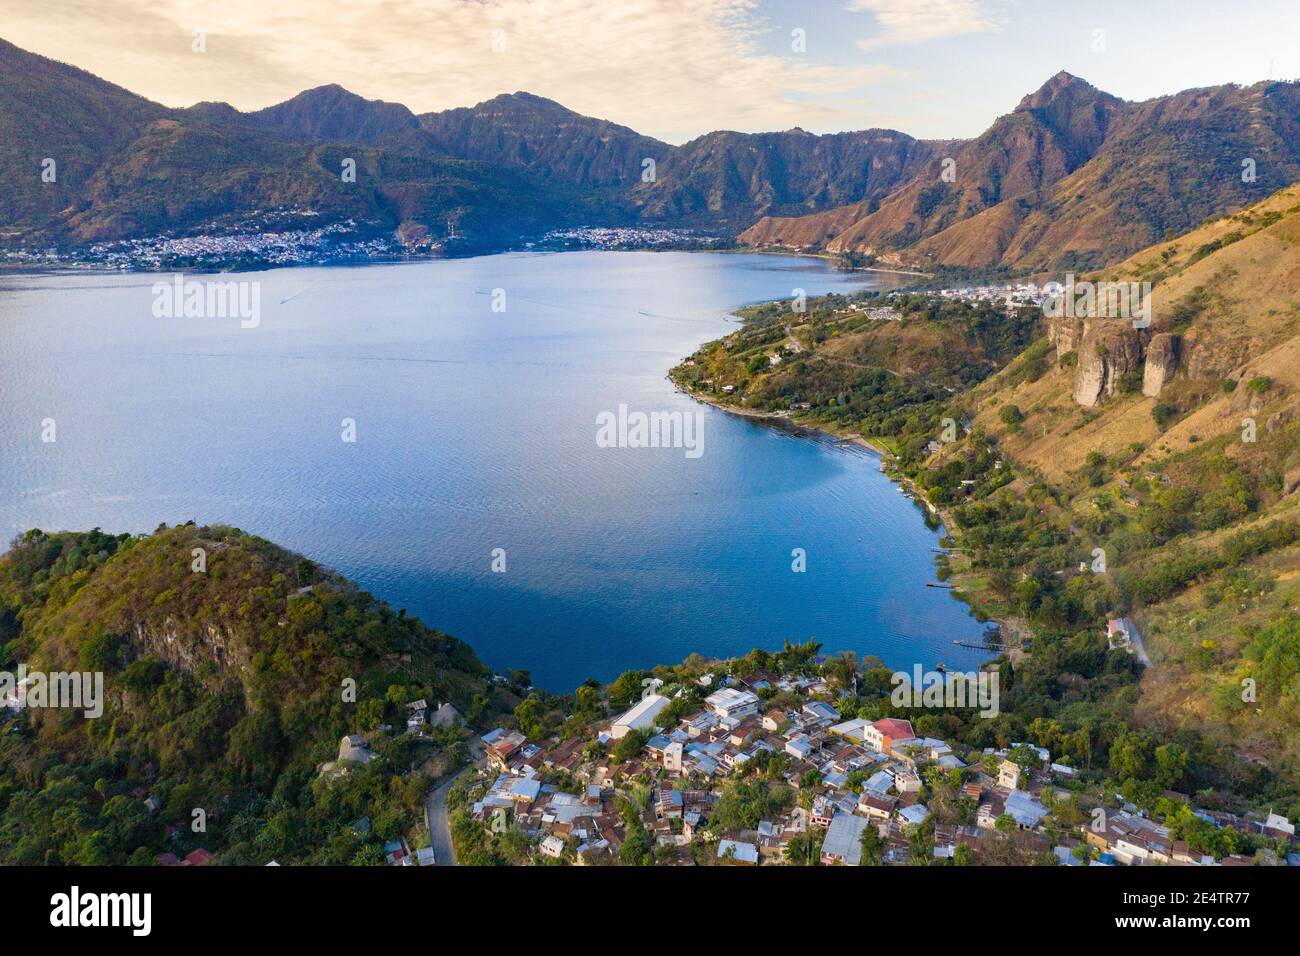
[[0, 213, 406, 272], [0, 215, 725, 273], [530, 225, 724, 251], [436, 654, 1298, 867]]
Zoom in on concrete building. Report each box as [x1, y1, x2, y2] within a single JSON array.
[[705, 687, 760, 721], [611, 694, 671, 739]]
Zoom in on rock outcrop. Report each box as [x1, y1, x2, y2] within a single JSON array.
[[1048, 317, 1085, 358], [1073, 322, 1148, 407], [1142, 333, 1179, 397]]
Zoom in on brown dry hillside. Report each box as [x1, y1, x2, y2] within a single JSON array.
[[740, 74, 1300, 274], [950, 183, 1300, 773], [969, 181, 1300, 481]]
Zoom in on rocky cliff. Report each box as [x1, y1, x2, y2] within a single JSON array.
[[1142, 333, 1180, 397]]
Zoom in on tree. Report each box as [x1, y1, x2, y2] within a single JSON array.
[[1108, 730, 1153, 780], [907, 817, 935, 865], [860, 822, 885, 866], [612, 728, 650, 763]]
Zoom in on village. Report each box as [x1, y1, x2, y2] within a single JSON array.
[[452, 668, 1298, 867]]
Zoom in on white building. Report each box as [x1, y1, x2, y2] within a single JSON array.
[[705, 687, 760, 721], [664, 741, 684, 773], [610, 694, 670, 739]]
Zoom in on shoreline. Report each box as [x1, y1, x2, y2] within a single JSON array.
[[0, 241, 935, 281], [672, 381, 1000, 650]]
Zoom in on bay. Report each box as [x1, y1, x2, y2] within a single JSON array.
[[0, 251, 988, 690]]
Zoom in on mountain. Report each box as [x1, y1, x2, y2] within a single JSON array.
[[0, 39, 593, 251], [7, 36, 1300, 269], [632, 128, 944, 229], [0, 523, 517, 865], [0, 37, 949, 250], [414, 91, 670, 193], [0, 36, 166, 240], [741, 73, 1300, 273], [246, 84, 419, 144]]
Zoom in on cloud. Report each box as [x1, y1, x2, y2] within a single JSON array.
[[0, 0, 909, 142], [850, 0, 995, 51]]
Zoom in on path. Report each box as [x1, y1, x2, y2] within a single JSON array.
[[423, 737, 485, 867]]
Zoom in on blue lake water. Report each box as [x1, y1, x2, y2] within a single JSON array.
[[0, 251, 987, 690]]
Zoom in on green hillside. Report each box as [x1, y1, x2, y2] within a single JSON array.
[[0, 523, 516, 865]]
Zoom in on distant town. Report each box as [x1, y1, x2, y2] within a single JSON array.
[[1, 215, 725, 272], [530, 226, 723, 251]]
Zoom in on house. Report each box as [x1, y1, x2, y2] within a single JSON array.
[[705, 688, 760, 721], [863, 769, 894, 795], [762, 709, 787, 732], [663, 740, 684, 773], [997, 758, 1022, 790], [416, 846, 436, 866], [811, 794, 836, 829], [898, 805, 930, 828], [1054, 846, 1084, 866], [891, 767, 922, 793], [539, 835, 566, 859], [977, 793, 1006, 829], [1107, 618, 1136, 651], [575, 840, 610, 865], [728, 720, 758, 748], [1264, 812, 1295, 837], [610, 694, 670, 739], [802, 700, 840, 724], [482, 729, 527, 771], [820, 813, 870, 866], [859, 792, 896, 822], [862, 718, 915, 755], [756, 821, 784, 863], [828, 717, 871, 743], [785, 733, 816, 761], [717, 839, 759, 865], [1004, 790, 1049, 829]]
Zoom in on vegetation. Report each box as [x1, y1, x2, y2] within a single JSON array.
[[0, 523, 516, 864]]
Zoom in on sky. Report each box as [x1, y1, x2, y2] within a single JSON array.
[[2, 0, 1299, 143]]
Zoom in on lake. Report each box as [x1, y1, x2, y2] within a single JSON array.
[[0, 251, 988, 690]]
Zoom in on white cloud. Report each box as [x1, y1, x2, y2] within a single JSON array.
[[0, 0, 909, 142], [850, 0, 995, 51]]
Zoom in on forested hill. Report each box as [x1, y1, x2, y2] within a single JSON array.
[[0, 523, 517, 864]]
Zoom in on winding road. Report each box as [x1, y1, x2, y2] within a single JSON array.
[[423, 737, 485, 867]]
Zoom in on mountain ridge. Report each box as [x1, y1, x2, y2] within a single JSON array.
[[5, 35, 1300, 273], [740, 74, 1300, 274]]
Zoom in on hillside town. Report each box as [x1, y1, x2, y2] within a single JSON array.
[[1, 215, 403, 271], [450, 667, 1298, 866], [532, 225, 723, 251]]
